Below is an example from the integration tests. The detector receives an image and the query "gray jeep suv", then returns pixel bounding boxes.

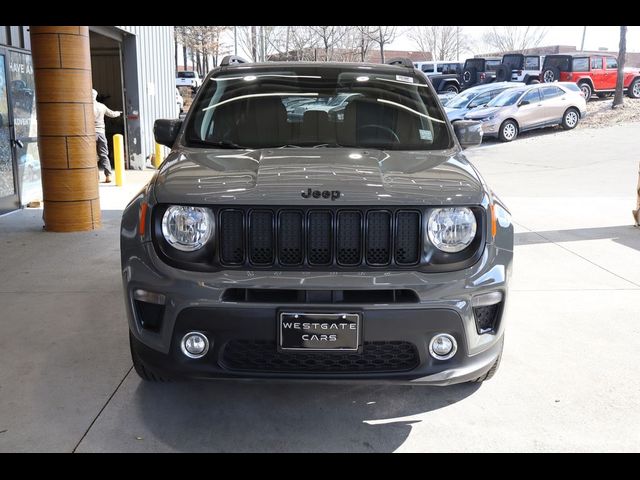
[120,57,514,385]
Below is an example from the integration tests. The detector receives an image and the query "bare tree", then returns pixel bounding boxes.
[354,26,376,62]
[308,26,348,61]
[174,26,190,71]
[408,26,471,60]
[482,26,548,53]
[613,26,627,109]
[366,26,398,63]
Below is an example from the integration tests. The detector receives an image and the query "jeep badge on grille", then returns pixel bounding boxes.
[301,188,341,200]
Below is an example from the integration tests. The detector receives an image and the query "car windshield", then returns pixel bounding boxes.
[446,90,480,109]
[178,72,195,78]
[185,66,452,151]
[487,89,523,107]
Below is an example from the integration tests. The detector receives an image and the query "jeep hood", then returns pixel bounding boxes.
[153,147,486,206]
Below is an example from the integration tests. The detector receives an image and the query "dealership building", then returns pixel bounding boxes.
[0,26,175,224]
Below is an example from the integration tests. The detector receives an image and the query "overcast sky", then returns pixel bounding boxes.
[388,26,639,55]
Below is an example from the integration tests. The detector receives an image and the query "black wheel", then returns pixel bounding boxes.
[561,107,580,130]
[579,82,592,101]
[494,65,510,82]
[498,119,518,142]
[541,66,560,83]
[527,78,540,85]
[130,332,172,382]
[628,78,640,99]
[444,84,459,93]
[470,349,502,383]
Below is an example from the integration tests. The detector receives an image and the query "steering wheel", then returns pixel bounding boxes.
[356,124,400,143]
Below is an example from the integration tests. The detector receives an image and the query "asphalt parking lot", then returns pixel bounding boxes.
[1,123,639,452]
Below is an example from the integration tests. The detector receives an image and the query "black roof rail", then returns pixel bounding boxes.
[220,55,250,67]
[385,57,415,68]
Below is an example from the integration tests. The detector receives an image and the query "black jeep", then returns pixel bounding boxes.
[460,57,502,89]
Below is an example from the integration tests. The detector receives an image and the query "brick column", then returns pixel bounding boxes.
[30,26,100,232]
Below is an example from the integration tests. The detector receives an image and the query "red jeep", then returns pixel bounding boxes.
[541,53,640,101]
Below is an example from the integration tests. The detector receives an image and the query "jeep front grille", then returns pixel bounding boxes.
[218,207,421,268]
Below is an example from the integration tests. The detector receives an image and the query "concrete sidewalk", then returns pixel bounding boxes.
[1,125,639,452]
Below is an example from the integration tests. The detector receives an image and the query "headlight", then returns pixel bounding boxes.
[428,207,477,253]
[482,114,497,122]
[161,206,214,251]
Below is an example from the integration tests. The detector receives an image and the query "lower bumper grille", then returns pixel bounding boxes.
[221,340,419,373]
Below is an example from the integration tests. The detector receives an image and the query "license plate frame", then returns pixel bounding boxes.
[278,312,361,352]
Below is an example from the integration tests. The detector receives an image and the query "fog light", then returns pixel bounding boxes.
[429,334,457,360]
[181,332,210,359]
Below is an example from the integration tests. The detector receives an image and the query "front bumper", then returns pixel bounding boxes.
[123,242,512,386]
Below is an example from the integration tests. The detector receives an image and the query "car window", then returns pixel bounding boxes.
[469,92,492,108]
[502,55,524,70]
[178,72,196,78]
[544,56,571,72]
[606,57,618,69]
[561,83,581,93]
[572,57,589,72]
[490,88,508,98]
[464,59,484,70]
[521,89,541,103]
[487,89,524,107]
[421,63,435,73]
[186,68,452,151]
[485,60,501,71]
[591,57,603,69]
[525,56,540,70]
[540,86,564,100]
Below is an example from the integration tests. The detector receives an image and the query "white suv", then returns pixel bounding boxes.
[413,61,462,76]
[176,71,202,91]
[497,54,544,84]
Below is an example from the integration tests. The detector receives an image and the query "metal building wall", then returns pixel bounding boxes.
[117,26,175,165]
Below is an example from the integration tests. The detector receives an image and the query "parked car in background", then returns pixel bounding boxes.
[464,82,587,142]
[176,88,184,115]
[445,82,524,122]
[429,73,461,94]
[176,71,203,92]
[540,53,640,100]
[414,61,462,76]
[496,54,543,84]
[460,57,502,90]
[437,91,457,105]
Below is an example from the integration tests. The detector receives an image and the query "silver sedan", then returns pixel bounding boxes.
[464,82,587,142]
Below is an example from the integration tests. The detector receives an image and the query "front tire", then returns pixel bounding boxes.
[445,84,459,93]
[628,78,640,99]
[498,119,518,142]
[561,107,580,130]
[130,332,172,382]
[470,350,502,383]
[579,82,592,101]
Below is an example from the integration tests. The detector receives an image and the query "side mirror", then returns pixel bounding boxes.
[154,119,182,148]
[519,100,530,106]
[453,120,483,149]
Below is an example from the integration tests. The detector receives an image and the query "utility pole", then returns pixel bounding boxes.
[234,26,237,56]
[580,26,587,51]
[251,26,257,61]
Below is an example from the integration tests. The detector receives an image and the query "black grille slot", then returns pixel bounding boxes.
[278,211,303,265]
[473,303,501,334]
[221,288,419,303]
[308,211,333,265]
[222,340,419,373]
[337,211,362,265]
[395,211,420,265]
[219,210,245,265]
[366,211,392,265]
[249,210,274,265]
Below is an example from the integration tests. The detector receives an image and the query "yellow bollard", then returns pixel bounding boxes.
[113,134,125,186]
[154,143,163,168]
